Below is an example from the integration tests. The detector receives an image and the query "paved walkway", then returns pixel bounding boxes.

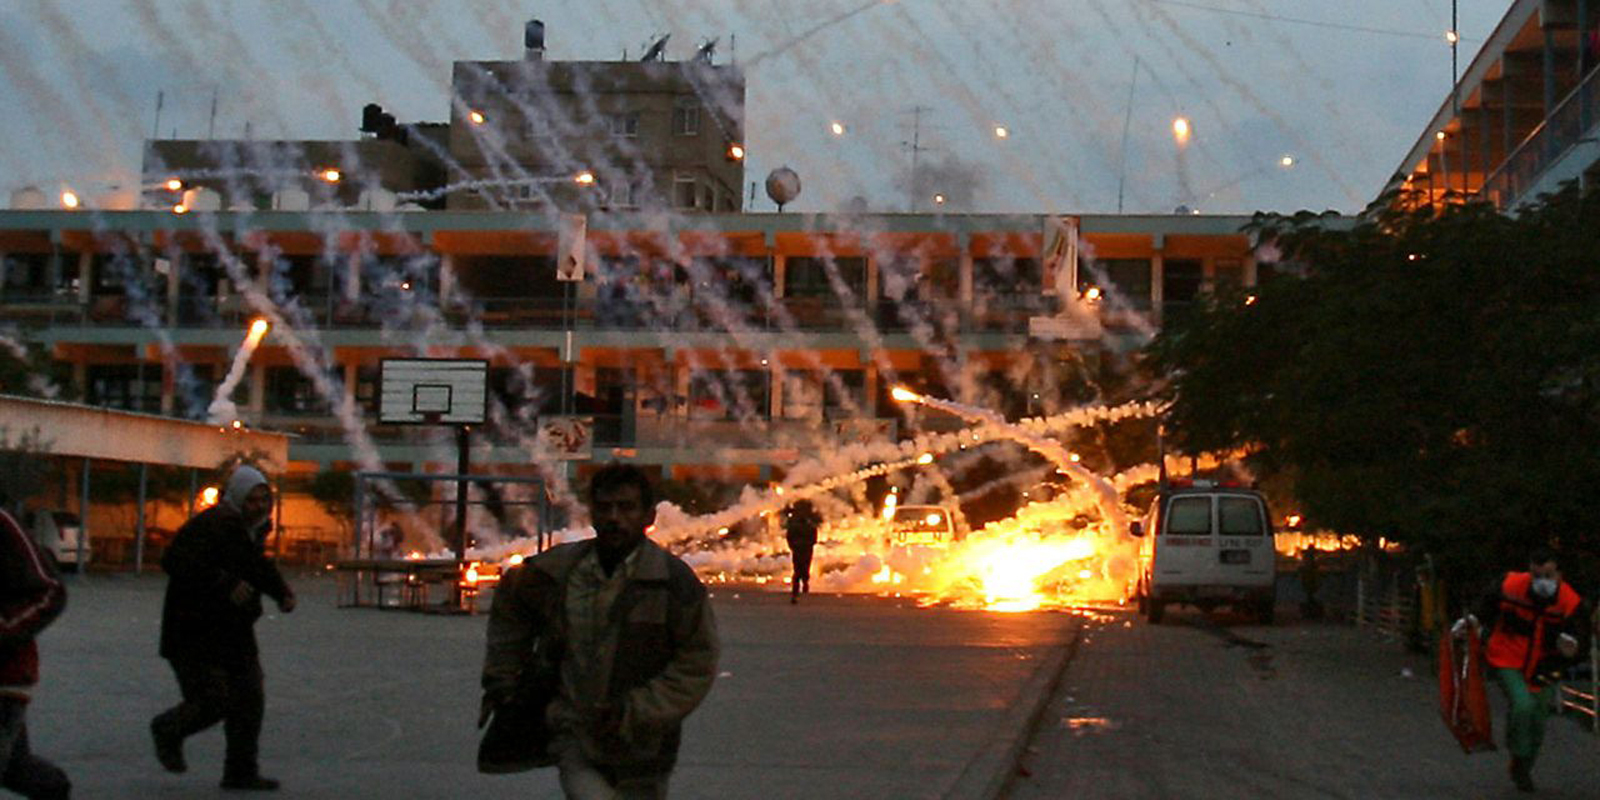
[29,573,1079,798]
[1008,605,1600,800]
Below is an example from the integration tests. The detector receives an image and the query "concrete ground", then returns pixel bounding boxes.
[28,572,1079,799]
[1007,605,1600,800]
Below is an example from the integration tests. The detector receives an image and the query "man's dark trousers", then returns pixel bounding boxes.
[0,698,69,799]
[152,658,265,779]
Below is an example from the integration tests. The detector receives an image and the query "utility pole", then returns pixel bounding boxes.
[901,105,935,212]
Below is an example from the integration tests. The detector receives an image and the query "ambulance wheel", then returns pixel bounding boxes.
[1146,598,1165,624]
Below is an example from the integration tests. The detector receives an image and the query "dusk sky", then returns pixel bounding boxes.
[0,1,1508,215]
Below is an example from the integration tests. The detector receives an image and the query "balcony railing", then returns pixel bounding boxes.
[1481,63,1600,208]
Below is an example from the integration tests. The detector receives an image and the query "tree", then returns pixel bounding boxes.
[1144,185,1600,585]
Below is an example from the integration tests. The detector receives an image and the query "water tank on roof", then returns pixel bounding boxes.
[765,167,802,211]
[182,188,222,212]
[273,189,310,211]
[10,186,45,209]
[359,188,397,212]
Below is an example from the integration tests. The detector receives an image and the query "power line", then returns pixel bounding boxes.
[1143,0,1477,42]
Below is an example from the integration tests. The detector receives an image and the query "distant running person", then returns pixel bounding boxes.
[784,500,822,604]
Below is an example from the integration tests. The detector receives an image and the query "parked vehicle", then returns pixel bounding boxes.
[1130,481,1275,623]
[887,505,960,548]
[27,509,89,571]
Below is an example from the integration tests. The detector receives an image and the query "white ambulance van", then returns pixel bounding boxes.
[1130,481,1276,623]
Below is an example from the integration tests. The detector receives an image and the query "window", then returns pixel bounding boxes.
[2,253,51,295]
[824,369,865,416]
[266,366,333,415]
[607,112,640,138]
[1212,258,1244,292]
[784,256,867,300]
[672,100,701,136]
[1082,258,1152,311]
[689,369,770,421]
[1164,496,1212,535]
[1162,259,1204,318]
[1219,497,1265,535]
[974,257,1044,294]
[673,173,698,209]
[86,364,160,412]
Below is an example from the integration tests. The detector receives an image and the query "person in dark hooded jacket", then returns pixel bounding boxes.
[0,504,70,799]
[150,465,295,792]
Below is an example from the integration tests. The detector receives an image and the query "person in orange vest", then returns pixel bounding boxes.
[1457,548,1587,793]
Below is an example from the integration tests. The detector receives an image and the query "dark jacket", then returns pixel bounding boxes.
[784,505,821,549]
[159,505,290,667]
[482,539,718,777]
[0,510,65,690]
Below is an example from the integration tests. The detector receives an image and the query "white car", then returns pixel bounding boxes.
[1130,482,1276,623]
[28,510,89,571]
[888,505,959,548]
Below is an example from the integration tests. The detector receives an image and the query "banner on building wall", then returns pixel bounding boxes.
[536,415,593,460]
[1041,215,1080,296]
[556,213,587,281]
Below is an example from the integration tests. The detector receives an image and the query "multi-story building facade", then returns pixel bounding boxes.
[139,20,745,215]
[0,209,1257,489]
[1387,0,1599,210]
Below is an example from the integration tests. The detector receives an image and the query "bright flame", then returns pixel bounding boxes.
[916,453,934,465]
[506,553,525,567]
[925,513,942,526]
[1172,116,1192,145]
[248,318,270,339]
[172,204,188,215]
[165,178,183,191]
[320,169,341,183]
[727,143,746,160]
[881,491,899,520]
[468,110,486,125]
[574,171,596,186]
[1083,286,1103,302]
[198,486,220,509]
[890,386,921,403]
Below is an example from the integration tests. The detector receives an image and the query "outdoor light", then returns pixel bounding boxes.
[1435,131,1447,141]
[830,121,846,136]
[925,513,942,526]
[507,553,524,566]
[1069,452,1082,462]
[574,171,596,186]
[199,486,219,508]
[320,168,342,183]
[1083,286,1103,302]
[469,110,486,125]
[59,190,80,209]
[727,143,746,161]
[890,386,921,403]
[1445,30,1459,44]
[916,453,934,465]
[933,193,946,205]
[1244,294,1258,305]
[400,281,412,290]
[165,178,183,191]
[172,204,188,214]
[994,125,1009,139]
[231,419,243,430]
[1279,155,1295,168]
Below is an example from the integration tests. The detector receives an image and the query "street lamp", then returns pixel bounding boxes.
[993,125,1009,139]
[830,121,846,136]
[319,168,342,183]
[59,190,80,209]
[1172,116,1192,146]
[932,192,946,206]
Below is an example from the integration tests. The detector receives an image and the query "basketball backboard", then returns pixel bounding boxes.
[378,358,489,425]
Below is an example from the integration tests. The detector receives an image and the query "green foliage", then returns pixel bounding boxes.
[1145,185,1600,584]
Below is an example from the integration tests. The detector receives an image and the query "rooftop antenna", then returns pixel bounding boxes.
[152,89,164,140]
[640,34,670,62]
[899,105,937,212]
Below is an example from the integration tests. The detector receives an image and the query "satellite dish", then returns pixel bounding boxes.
[765,167,801,212]
[640,34,670,62]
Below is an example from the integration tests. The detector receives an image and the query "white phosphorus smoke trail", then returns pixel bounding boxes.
[206,317,269,424]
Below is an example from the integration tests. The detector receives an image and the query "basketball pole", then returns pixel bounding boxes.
[455,423,470,579]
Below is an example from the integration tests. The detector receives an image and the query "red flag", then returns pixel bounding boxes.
[1438,628,1496,753]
